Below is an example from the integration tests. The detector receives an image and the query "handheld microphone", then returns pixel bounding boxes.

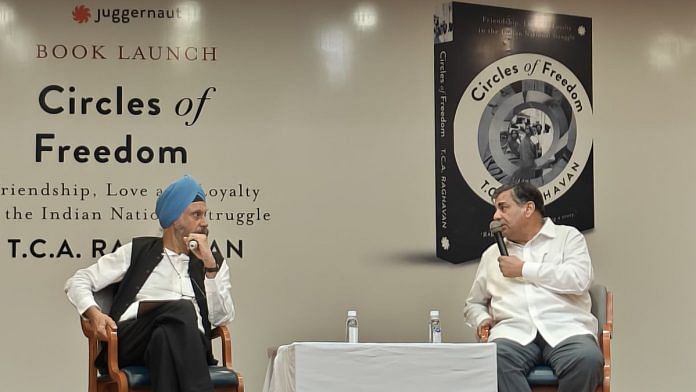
[188,239,198,251]
[489,221,508,256]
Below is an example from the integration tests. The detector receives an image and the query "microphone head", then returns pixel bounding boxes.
[489,220,504,234]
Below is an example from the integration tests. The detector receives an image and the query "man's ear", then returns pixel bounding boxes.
[524,201,536,217]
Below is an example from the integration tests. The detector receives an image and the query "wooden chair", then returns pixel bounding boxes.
[79,286,244,392]
[480,284,613,392]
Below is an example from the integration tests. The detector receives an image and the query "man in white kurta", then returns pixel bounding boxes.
[463,183,602,392]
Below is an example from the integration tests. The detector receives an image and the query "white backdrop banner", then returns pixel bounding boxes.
[1,2,269,262]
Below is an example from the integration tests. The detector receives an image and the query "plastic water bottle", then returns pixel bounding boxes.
[429,310,442,343]
[346,310,359,343]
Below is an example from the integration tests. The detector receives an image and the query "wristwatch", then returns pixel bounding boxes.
[204,265,220,273]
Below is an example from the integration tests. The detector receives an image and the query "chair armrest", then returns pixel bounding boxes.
[601,329,611,391]
[81,317,100,392]
[601,328,611,360]
[606,292,614,337]
[212,325,245,391]
[600,291,613,392]
[104,325,129,386]
[212,325,234,369]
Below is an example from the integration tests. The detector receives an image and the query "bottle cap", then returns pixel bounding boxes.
[430,310,440,318]
[347,310,357,317]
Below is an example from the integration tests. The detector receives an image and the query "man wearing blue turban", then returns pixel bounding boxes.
[65,175,235,392]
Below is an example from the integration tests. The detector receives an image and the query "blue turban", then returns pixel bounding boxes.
[155,175,206,228]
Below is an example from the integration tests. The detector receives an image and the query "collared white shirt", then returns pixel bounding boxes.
[65,242,235,333]
[463,218,597,347]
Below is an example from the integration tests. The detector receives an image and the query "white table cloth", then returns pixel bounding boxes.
[263,342,497,392]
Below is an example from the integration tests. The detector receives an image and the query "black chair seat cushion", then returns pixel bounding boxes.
[527,365,559,385]
[121,365,239,388]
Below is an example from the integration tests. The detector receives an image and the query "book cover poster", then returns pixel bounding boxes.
[434,2,594,263]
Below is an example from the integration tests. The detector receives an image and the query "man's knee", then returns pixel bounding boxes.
[555,339,603,377]
[495,339,537,371]
[495,341,535,392]
[145,326,174,364]
[150,326,167,345]
[573,344,604,374]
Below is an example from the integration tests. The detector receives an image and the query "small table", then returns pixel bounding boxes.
[263,342,497,392]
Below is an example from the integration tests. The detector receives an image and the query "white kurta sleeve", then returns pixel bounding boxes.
[204,259,235,326]
[64,243,132,316]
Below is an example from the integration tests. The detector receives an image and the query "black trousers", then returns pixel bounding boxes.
[116,300,214,392]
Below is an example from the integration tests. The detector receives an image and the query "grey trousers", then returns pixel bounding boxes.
[495,334,603,392]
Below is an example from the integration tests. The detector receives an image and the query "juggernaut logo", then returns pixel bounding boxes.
[71,4,183,24]
[72,5,91,23]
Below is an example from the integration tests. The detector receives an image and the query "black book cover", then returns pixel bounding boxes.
[434,2,594,263]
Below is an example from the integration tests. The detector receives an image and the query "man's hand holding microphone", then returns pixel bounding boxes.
[490,220,524,278]
[184,231,219,277]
